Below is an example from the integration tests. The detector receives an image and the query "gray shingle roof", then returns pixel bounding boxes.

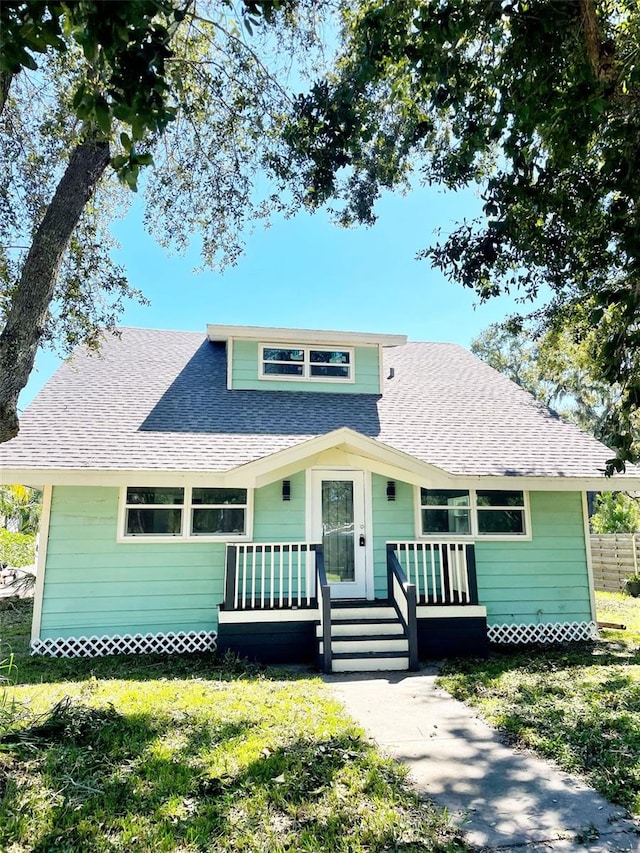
[1,326,635,480]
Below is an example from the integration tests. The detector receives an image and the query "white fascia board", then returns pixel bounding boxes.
[0,468,250,488]
[207,323,407,348]
[458,474,640,492]
[234,427,453,487]
[5,435,640,492]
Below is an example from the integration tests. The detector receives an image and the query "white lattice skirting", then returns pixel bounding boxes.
[487,621,598,645]
[31,630,218,658]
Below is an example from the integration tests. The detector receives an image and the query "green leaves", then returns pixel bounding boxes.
[281,0,640,468]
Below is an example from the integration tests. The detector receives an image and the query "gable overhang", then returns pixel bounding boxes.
[3,426,640,492]
[233,427,454,487]
[207,324,407,348]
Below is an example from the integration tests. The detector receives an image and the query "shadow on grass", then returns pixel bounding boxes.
[1,698,459,853]
[0,700,259,853]
[441,643,640,815]
[445,639,640,677]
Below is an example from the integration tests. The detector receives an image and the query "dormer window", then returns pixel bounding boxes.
[261,344,353,382]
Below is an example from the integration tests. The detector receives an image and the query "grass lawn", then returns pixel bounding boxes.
[439,591,640,816]
[0,600,465,853]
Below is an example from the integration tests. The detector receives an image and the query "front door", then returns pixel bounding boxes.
[311,470,367,599]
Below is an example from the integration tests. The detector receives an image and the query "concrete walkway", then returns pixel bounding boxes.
[323,667,639,852]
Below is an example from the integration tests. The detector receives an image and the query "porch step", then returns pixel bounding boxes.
[330,605,397,621]
[318,600,411,673]
[331,652,410,673]
[318,618,404,637]
[320,635,409,655]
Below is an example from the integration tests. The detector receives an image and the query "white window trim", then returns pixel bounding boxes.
[259,343,355,384]
[414,486,532,542]
[117,486,253,543]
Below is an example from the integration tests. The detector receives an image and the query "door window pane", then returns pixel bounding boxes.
[322,480,355,583]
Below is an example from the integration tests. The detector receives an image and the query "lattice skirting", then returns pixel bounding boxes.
[31,630,218,658]
[487,621,598,645]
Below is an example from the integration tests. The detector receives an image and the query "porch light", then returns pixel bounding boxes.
[282,480,291,501]
[386,480,396,501]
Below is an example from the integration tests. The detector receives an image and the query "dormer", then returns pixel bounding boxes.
[207,324,407,394]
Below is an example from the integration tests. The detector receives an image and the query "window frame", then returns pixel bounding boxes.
[259,343,355,383]
[415,486,531,541]
[118,485,253,543]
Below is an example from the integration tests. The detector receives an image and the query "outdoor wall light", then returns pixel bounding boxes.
[386,480,396,501]
[282,480,291,501]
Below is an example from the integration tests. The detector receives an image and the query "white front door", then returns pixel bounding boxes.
[311,470,368,599]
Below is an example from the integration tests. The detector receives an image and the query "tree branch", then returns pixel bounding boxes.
[0,139,110,443]
[0,70,13,116]
[580,0,616,84]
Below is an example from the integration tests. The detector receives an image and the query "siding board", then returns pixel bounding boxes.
[477,491,591,626]
[41,486,228,639]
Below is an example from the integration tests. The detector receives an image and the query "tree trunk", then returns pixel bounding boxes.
[0,139,110,443]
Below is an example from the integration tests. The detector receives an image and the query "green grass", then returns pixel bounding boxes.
[1,600,465,853]
[439,591,640,815]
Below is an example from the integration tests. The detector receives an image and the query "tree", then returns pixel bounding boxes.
[0,0,316,442]
[282,0,640,470]
[591,492,640,534]
[0,485,41,535]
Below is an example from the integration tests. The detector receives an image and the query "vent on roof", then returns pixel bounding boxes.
[387,367,395,380]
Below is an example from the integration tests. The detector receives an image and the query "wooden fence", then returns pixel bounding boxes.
[590,534,639,592]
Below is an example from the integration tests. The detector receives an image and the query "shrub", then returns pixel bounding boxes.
[0,529,36,568]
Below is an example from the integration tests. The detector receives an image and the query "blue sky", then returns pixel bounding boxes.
[21,181,529,411]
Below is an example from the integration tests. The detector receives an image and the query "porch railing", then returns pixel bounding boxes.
[223,542,320,610]
[388,541,478,605]
[386,545,418,670]
[315,547,332,672]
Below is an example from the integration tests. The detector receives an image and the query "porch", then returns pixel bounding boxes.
[217,540,488,671]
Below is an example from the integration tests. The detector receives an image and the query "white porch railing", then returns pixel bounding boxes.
[224,542,319,610]
[388,541,478,605]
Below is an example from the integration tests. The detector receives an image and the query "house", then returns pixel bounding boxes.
[2,324,639,672]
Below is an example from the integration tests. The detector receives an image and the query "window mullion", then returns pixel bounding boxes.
[471,489,477,537]
[183,485,191,538]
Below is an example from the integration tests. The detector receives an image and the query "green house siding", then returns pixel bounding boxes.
[41,486,225,640]
[476,491,592,626]
[231,340,381,394]
[253,472,306,542]
[371,474,415,598]
[39,482,591,643]
[41,479,309,641]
